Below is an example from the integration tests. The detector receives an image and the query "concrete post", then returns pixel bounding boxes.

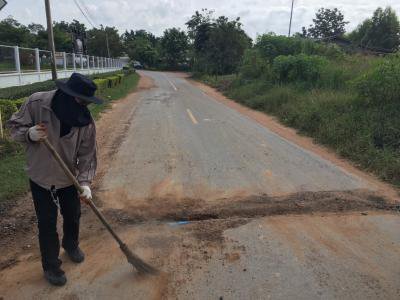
[87,55,90,70]
[14,46,21,73]
[72,53,76,70]
[35,48,40,73]
[80,54,83,70]
[96,57,99,69]
[63,52,67,70]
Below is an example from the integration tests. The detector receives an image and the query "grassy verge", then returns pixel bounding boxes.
[197,74,400,188]
[89,72,139,119]
[0,72,140,202]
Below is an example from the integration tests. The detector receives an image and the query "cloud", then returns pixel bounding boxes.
[1,0,399,38]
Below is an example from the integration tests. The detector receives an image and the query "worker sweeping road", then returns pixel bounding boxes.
[7,73,103,286]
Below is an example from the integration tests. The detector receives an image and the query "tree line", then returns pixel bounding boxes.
[0,6,399,73]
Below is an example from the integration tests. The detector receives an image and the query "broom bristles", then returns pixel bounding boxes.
[120,243,158,275]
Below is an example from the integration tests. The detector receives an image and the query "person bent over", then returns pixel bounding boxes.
[7,73,103,286]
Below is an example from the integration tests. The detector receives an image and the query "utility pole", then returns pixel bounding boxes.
[44,0,57,80]
[105,32,110,58]
[288,0,294,37]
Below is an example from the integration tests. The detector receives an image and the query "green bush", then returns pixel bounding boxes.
[272,54,328,86]
[255,34,345,62]
[89,70,125,80]
[0,74,127,122]
[116,73,124,83]
[13,98,26,108]
[0,80,57,100]
[239,49,273,80]
[93,78,109,94]
[107,76,120,87]
[301,40,344,60]
[256,35,303,61]
[0,99,18,126]
[0,71,125,100]
[353,55,400,103]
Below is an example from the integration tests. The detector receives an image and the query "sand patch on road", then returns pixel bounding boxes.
[101,189,396,232]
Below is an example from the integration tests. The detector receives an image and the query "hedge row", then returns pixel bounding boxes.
[0,70,126,100]
[0,98,26,126]
[0,72,125,126]
[93,73,124,94]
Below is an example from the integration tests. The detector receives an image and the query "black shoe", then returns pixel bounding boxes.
[44,268,67,286]
[65,247,85,263]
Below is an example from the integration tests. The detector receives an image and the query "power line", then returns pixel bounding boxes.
[73,0,95,28]
[74,0,111,57]
[78,0,98,27]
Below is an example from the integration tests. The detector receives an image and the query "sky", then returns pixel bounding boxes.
[1,0,400,39]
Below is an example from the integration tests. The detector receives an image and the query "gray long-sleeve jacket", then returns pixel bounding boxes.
[7,90,97,190]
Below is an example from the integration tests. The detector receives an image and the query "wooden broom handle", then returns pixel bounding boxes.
[42,138,84,193]
[41,138,125,246]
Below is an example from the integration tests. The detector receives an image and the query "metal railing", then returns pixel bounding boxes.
[0,44,127,88]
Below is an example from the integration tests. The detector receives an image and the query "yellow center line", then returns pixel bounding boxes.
[164,75,178,90]
[186,109,198,125]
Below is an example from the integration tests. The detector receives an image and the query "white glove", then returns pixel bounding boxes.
[80,185,92,201]
[28,124,47,142]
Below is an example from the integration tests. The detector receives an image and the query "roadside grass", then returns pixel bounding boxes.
[198,74,400,188]
[0,72,140,202]
[0,151,27,201]
[89,72,139,119]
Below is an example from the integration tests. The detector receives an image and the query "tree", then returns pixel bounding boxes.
[123,30,159,67]
[0,17,31,46]
[186,9,214,53]
[206,16,251,74]
[87,26,123,57]
[27,23,45,35]
[185,10,251,74]
[160,28,188,69]
[30,20,87,53]
[349,7,400,52]
[304,8,348,38]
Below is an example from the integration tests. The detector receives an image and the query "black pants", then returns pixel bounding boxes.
[30,180,81,271]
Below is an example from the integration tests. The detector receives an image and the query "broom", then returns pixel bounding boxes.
[42,138,158,275]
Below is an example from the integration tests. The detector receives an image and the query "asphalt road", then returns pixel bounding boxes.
[1,71,399,300]
[101,71,366,202]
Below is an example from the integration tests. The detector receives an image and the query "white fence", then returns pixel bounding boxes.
[0,45,127,88]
